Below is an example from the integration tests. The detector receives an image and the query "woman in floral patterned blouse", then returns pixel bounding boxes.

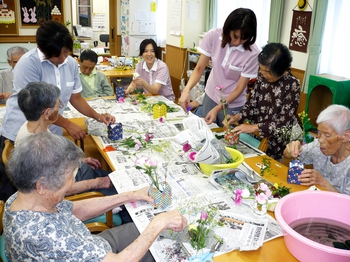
[224,43,300,159]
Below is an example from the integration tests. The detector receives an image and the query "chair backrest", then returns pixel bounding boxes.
[2,140,14,166]
[99,34,109,47]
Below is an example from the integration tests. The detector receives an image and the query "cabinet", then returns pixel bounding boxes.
[187,48,201,70]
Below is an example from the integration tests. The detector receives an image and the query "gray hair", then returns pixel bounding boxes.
[18,82,61,121]
[316,104,350,134]
[6,46,28,60]
[6,133,84,193]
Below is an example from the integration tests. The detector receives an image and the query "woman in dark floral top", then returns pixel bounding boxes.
[224,43,300,159]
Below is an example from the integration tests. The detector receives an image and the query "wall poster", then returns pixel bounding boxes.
[0,0,18,35]
[19,0,63,27]
[289,10,312,53]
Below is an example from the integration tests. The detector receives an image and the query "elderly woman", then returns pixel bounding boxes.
[224,43,300,159]
[15,82,115,197]
[284,104,350,194]
[4,132,187,261]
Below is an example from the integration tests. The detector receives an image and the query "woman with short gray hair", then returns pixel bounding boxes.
[284,104,350,194]
[4,132,187,261]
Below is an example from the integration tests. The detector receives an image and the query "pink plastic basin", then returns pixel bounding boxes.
[275,190,350,262]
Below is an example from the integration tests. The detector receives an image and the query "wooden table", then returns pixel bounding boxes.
[90,133,314,261]
[97,62,135,78]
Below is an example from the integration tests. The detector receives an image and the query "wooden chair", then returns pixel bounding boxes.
[1,140,120,233]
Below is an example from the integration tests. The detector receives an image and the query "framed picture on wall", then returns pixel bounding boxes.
[19,0,64,27]
[0,0,18,35]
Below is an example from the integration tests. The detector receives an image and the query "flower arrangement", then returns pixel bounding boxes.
[216,85,239,145]
[187,205,223,252]
[135,156,172,209]
[181,142,197,161]
[140,100,180,114]
[117,133,154,151]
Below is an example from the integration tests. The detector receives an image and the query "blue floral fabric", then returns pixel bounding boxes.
[3,193,112,261]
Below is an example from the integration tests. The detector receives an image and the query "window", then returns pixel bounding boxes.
[319,0,350,78]
[77,0,92,27]
[216,0,271,49]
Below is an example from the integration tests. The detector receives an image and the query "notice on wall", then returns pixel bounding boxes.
[186,1,199,21]
[170,0,181,36]
[92,13,106,31]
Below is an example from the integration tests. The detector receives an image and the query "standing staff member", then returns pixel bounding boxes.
[179,8,259,126]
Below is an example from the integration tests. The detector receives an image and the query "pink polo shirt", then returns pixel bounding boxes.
[198,28,259,108]
[136,59,175,101]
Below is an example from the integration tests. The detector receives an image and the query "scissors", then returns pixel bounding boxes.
[189,238,222,262]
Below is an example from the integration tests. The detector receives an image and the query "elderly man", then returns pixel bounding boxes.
[0,46,28,103]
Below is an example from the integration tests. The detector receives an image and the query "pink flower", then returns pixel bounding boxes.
[118,97,125,103]
[159,117,165,123]
[183,143,192,152]
[215,85,224,91]
[234,189,243,205]
[256,193,268,204]
[189,151,197,161]
[149,159,158,167]
[134,143,141,150]
[132,100,137,105]
[135,156,149,166]
[259,183,269,192]
[200,211,208,221]
[145,134,151,142]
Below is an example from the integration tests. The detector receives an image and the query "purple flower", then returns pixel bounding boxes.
[200,211,208,221]
[234,189,243,205]
[186,105,192,112]
[183,143,192,152]
[189,151,197,161]
[159,117,165,123]
[132,100,137,105]
[145,134,151,142]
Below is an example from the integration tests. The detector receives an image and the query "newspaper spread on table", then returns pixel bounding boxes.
[64,96,282,261]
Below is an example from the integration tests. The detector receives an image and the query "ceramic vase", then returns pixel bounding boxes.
[148,182,172,210]
[253,197,268,216]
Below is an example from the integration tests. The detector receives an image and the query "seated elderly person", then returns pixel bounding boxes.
[4,132,187,261]
[16,81,115,197]
[79,49,114,98]
[0,46,28,103]
[224,43,300,159]
[284,104,350,194]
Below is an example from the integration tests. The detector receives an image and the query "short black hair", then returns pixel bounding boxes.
[139,38,159,59]
[221,8,257,51]
[36,20,73,59]
[80,50,98,63]
[258,43,293,77]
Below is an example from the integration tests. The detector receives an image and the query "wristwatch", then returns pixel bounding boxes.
[220,99,229,109]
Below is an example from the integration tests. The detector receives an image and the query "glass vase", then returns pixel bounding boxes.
[253,198,268,216]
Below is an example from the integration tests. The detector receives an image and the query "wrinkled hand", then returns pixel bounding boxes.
[178,92,191,113]
[233,123,255,135]
[82,157,101,169]
[204,108,218,125]
[286,140,302,158]
[154,210,188,232]
[223,114,234,127]
[298,168,324,186]
[132,186,154,204]
[97,113,116,126]
[65,122,86,140]
[95,176,112,189]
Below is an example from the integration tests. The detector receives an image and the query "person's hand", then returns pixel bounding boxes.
[97,113,115,126]
[232,123,258,135]
[298,168,324,186]
[82,157,101,169]
[204,107,219,125]
[133,78,145,86]
[154,210,188,232]
[223,114,234,127]
[178,91,191,113]
[285,140,302,158]
[94,177,112,189]
[65,121,86,140]
[0,92,12,100]
[131,186,154,204]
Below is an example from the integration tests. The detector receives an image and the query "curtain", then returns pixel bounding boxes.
[318,0,350,79]
[267,0,284,43]
[205,0,217,32]
[301,0,329,93]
